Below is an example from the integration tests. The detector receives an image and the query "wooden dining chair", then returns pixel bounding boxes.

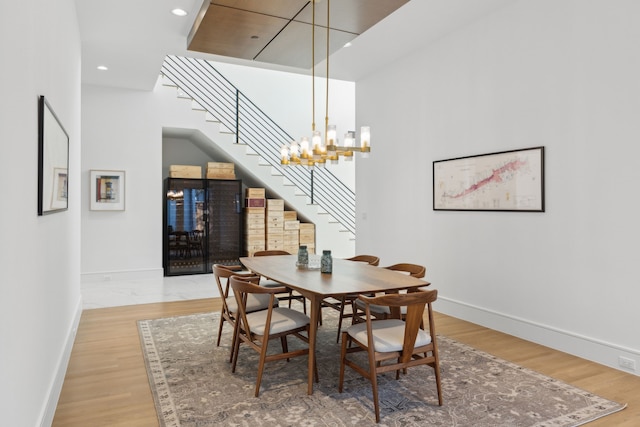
[321,255,380,342]
[212,264,276,362]
[352,262,427,324]
[230,275,318,397]
[253,250,307,313]
[339,289,442,423]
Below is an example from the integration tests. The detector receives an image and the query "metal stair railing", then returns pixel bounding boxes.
[161,55,356,235]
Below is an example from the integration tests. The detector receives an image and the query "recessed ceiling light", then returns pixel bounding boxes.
[97,65,108,71]
[343,42,352,48]
[171,8,188,17]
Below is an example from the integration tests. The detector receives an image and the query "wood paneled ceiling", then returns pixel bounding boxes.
[187,0,409,70]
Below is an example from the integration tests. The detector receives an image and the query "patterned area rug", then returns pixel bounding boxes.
[138,311,625,427]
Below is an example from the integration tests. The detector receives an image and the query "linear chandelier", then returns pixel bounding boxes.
[281,0,370,168]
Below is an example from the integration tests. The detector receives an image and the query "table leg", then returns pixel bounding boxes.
[307,294,321,395]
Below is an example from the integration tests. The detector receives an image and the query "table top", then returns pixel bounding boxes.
[240,255,430,297]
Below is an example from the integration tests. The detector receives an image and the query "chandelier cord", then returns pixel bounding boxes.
[325,0,330,141]
[311,0,316,133]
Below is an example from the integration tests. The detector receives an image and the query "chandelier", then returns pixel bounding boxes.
[280,0,370,168]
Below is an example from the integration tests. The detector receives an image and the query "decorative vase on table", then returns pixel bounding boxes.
[297,245,308,268]
[321,250,332,274]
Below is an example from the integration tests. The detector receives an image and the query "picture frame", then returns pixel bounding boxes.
[90,170,126,211]
[433,146,545,212]
[38,96,69,215]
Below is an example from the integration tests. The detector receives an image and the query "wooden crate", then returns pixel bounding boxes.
[245,207,265,215]
[246,188,266,198]
[246,198,266,208]
[284,220,300,230]
[284,244,299,254]
[206,171,236,179]
[266,199,284,211]
[169,165,202,179]
[207,162,234,171]
[299,223,315,231]
[284,211,297,221]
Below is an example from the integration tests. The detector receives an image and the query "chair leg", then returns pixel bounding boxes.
[336,296,348,343]
[216,314,225,346]
[338,331,349,393]
[255,338,269,397]
[231,325,242,373]
[370,365,381,423]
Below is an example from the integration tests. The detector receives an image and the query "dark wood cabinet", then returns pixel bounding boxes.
[163,178,243,276]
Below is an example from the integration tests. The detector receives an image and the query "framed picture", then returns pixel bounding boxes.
[433,146,545,212]
[90,170,126,211]
[38,96,69,215]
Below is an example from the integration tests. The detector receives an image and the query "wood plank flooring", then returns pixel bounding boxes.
[53,298,640,426]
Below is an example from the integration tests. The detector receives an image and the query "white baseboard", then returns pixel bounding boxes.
[437,296,640,377]
[81,268,164,283]
[40,297,83,427]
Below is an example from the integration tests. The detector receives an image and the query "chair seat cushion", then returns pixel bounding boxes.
[346,319,432,352]
[355,299,406,315]
[226,294,276,314]
[260,279,283,288]
[245,307,310,335]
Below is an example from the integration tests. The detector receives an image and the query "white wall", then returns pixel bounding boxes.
[356,0,640,373]
[82,67,355,278]
[0,0,82,425]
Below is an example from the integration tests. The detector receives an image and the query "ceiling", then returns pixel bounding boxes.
[75,0,513,91]
[187,0,408,69]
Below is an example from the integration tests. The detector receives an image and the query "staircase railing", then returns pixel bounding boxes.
[161,55,356,235]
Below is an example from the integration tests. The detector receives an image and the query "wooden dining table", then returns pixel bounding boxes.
[239,254,430,394]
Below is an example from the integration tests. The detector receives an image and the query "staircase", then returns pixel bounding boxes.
[158,55,356,257]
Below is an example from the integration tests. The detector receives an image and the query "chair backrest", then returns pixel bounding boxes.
[384,263,426,278]
[359,289,437,361]
[229,275,284,337]
[253,250,291,256]
[345,255,380,266]
[212,264,259,300]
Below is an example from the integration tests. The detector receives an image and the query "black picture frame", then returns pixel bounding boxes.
[38,96,69,215]
[433,146,545,212]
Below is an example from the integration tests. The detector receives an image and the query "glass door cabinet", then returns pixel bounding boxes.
[164,178,242,276]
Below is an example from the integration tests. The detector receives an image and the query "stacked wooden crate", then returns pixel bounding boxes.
[206,162,236,179]
[242,187,316,256]
[266,199,285,251]
[244,188,266,256]
[169,165,202,178]
[283,211,300,254]
[299,223,315,254]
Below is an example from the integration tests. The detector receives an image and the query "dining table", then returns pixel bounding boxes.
[239,254,431,394]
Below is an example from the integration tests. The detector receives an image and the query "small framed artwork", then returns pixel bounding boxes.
[433,146,545,212]
[38,96,69,215]
[90,170,126,211]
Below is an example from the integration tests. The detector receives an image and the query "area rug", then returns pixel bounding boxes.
[138,311,625,427]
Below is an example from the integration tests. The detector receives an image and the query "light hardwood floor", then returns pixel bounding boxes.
[53,298,640,426]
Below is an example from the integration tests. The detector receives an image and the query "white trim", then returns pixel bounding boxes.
[437,296,640,376]
[39,297,83,427]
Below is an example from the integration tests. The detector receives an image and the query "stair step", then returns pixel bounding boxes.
[204,112,220,123]
[161,75,178,87]
[177,89,191,99]
[191,101,205,111]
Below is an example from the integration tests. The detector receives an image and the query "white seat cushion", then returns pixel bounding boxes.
[245,307,310,335]
[226,293,276,314]
[346,319,431,352]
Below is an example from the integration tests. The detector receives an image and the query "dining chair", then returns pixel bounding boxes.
[338,289,442,423]
[229,275,318,397]
[321,255,380,342]
[352,262,427,324]
[253,250,307,313]
[212,264,276,362]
